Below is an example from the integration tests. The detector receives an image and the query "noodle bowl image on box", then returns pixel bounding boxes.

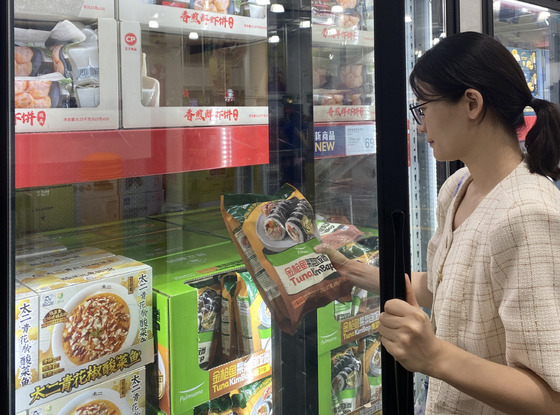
[15,255,153,410]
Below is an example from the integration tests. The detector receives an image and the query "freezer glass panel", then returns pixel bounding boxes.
[9,1,445,415]
[492,0,560,187]
[405,0,446,413]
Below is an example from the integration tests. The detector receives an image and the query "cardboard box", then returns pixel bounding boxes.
[89,228,232,262]
[318,338,382,415]
[118,0,267,33]
[153,273,271,414]
[144,243,273,414]
[164,170,235,209]
[15,281,39,392]
[121,175,164,195]
[74,180,121,226]
[28,366,146,414]
[316,298,380,355]
[15,234,68,261]
[15,246,115,274]
[43,217,180,248]
[123,190,165,219]
[15,0,114,20]
[119,20,268,129]
[15,255,153,410]
[15,185,75,234]
[150,206,232,239]
[14,18,119,133]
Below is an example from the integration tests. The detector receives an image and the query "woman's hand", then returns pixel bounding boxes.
[378,274,442,375]
[314,243,380,292]
[313,243,352,271]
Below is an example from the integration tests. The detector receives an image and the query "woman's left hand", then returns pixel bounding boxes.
[378,275,442,375]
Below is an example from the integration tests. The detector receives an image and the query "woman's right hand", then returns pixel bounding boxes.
[313,243,352,271]
[314,243,380,292]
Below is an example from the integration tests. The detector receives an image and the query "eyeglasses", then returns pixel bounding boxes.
[409,97,445,125]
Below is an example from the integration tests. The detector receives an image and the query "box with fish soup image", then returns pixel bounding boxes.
[15,255,153,410]
[15,281,39,392]
[28,366,146,415]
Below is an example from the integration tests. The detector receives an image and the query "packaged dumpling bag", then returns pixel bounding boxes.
[221,184,352,334]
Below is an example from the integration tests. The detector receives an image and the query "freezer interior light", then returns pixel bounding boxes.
[189,32,199,40]
[269,35,280,43]
[271,4,284,12]
[299,20,311,28]
[327,28,338,36]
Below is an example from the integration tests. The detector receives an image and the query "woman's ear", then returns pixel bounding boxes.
[464,88,484,121]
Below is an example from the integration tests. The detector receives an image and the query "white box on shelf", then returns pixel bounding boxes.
[14,18,119,133]
[15,0,115,20]
[118,0,267,36]
[119,19,269,128]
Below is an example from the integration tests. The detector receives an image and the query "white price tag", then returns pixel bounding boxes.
[345,124,376,155]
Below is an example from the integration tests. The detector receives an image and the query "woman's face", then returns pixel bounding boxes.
[417,96,471,162]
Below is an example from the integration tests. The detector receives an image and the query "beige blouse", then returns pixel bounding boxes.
[425,160,560,414]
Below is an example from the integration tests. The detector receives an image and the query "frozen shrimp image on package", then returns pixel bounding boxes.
[221,184,352,334]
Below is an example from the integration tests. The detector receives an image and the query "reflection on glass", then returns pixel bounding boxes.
[493,0,560,187]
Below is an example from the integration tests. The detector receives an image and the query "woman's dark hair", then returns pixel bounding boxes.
[409,31,560,180]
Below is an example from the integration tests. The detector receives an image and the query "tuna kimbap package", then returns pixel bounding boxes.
[221,184,353,334]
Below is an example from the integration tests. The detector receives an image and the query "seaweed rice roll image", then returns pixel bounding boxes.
[263,199,294,241]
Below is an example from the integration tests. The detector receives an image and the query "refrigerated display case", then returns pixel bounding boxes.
[4,0,450,414]
[488,0,560,147]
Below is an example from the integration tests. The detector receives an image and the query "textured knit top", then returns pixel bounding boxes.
[425,159,560,414]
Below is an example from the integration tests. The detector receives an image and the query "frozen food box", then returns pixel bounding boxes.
[15,185,75,234]
[15,255,153,410]
[150,245,271,415]
[15,246,115,274]
[74,180,121,226]
[15,234,67,261]
[15,0,114,20]
[119,20,268,128]
[14,18,119,132]
[163,170,235,212]
[28,366,146,415]
[89,227,232,262]
[150,206,233,240]
[42,217,180,248]
[119,0,266,32]
[319,337,382,415]
[15,281,39,391]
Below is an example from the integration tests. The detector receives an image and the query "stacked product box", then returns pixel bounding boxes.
[15,281,39,393]
[15,233,68,260]
[15,0,115,21]
[118,0,268,129]
[28,366,147,414]
[13,12,120,132]
[121,176,165,219]
[15,185,75,234]
[42,217,181,249]
[146,240,273,415]
[150,206,233,239]
[89,227,231,262]
[163,170,235,211]
[14,253,153,411]
[118,19,268,128]
[315,222,382,415]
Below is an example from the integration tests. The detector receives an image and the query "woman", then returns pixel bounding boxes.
[316,32,560,414]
